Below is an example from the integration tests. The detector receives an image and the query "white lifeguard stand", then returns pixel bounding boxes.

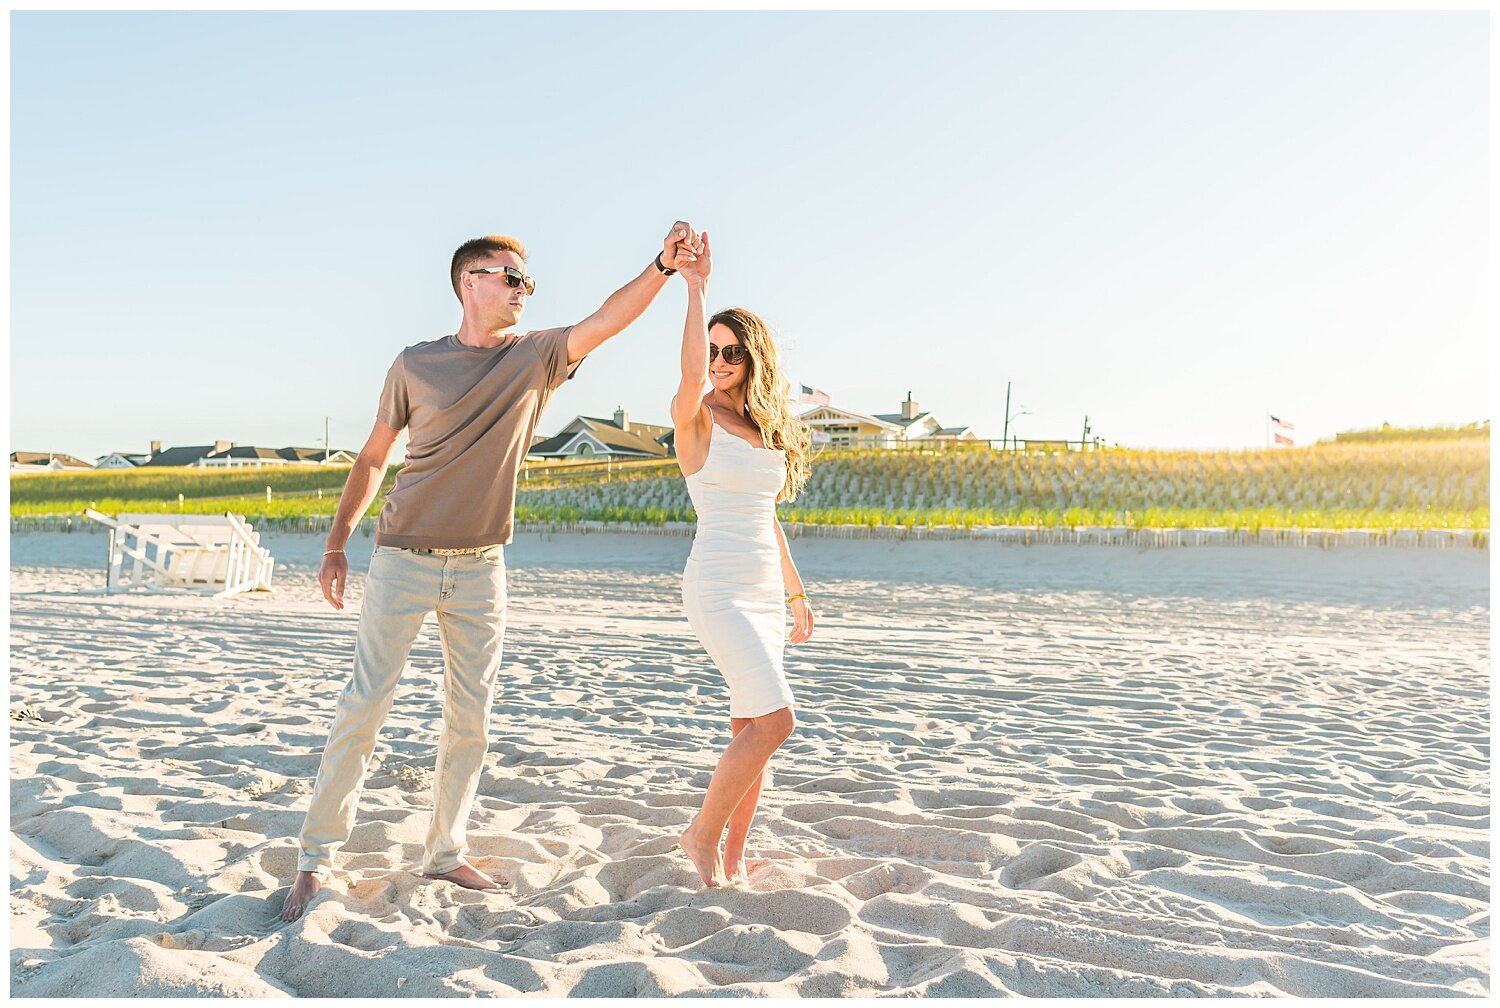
[83,510,275,596]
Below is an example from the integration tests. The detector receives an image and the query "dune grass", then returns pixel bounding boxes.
[12,437,1488,531]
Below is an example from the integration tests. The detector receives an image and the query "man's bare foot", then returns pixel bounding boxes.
[422,861,505,891]
[279,870,324,921]
[678,819,727,888]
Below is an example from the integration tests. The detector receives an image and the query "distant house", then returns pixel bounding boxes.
[10,451,94,473]
[139,441,233,467]
[275,447,358,464]
[798,405,906,448]
[528,408,674,462]
[112,439,357,469]
[801,392,978,448]
[873,392,944,441]
[195,445,358,468]
[95,452,150,470]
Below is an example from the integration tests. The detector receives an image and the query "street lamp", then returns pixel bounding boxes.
[1005,408,1030,450]
[1001,380,1033,451]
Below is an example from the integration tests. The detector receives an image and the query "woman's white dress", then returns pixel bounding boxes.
[681,421,795,718]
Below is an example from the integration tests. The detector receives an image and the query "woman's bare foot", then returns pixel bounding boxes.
[725,860,750,887]
[279,870,323,921]
[678,820,727,888]
[422,862,505,891]
[723,840,748,885]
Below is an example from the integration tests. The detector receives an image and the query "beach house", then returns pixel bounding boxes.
[528,408,674,462]
[800,392,978,448]
[98,441,357,469]
[195,446,357,468]
[95,451,152,470]
[10,451,95,473]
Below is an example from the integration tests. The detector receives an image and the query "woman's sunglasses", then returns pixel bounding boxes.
[709,343,750,366]
[467,265,536,296]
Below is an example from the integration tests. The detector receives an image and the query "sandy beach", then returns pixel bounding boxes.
[8,530,1489,997]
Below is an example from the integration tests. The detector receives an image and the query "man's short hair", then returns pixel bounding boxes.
[451,235,528,300]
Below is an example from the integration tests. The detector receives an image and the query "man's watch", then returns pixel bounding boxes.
[654,252,677,276]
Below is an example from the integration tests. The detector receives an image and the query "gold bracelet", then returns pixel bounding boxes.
[322,548,346,556]
[786,593,808,604]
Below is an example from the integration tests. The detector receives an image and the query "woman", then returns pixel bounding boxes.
[667,231,816,888]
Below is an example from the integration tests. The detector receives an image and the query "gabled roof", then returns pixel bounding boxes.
[276,447,355,462]
[208,446,284,460]
[528,432,577,455]
[933,426,973,436]
[627,422,673,440]
[577,415,673,441]
[140,445,221,467]
[873,411,935,429]
[574,426,670,456]
[11,451,93,468]
[799,405,904,431]
[538,415,673,457]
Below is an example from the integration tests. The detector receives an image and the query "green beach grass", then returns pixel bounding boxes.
[12,435,1486,532]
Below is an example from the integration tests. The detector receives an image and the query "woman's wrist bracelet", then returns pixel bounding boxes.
[786,593,808,604]
[323,548,346,556]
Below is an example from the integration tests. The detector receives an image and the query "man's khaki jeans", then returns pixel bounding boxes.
[296,544,506,877]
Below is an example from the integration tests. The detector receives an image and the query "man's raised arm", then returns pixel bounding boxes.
[566,220,702,364]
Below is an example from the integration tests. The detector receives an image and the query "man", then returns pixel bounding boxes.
[279,222,701,921]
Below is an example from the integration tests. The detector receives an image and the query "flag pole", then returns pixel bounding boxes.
[1265,410,1270,450]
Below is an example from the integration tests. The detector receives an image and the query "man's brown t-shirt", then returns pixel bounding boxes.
[374,327,580,548]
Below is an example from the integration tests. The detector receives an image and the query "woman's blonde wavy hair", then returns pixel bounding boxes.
[709,307,812,503]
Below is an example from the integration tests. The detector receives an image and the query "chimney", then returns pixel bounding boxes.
[901,391,920,421]
[613,406,629,431]
[149,440,162,456]
[214,439,232,454]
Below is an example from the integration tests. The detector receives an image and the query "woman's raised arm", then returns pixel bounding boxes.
[670,231,714,429]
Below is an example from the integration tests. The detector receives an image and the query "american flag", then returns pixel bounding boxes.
[1270,415,1295,447]
[799,384,830,406]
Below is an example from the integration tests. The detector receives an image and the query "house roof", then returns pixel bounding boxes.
[574,426,670,456]
[528,432,577,455]
[536,414,673,457]
[208,446,284,460]
[11,451,93,468]
[275,447,355,462]
[578,415,673,441]
[933,426,973,436]
[800,405,904,431]
[873,411,935,428]
[139,445,222,467]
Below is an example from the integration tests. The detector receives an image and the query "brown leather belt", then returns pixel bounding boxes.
[407,545,500,556]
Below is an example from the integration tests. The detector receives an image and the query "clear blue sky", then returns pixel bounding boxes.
[10,11,1488,460]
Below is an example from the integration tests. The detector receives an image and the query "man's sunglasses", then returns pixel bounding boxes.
[467,266,536,296]
[709,343,750,366]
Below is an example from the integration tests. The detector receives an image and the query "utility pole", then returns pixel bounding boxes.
[1002,380,1012,451]
[1080,415,1090,451]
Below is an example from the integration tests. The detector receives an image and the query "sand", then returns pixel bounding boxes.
[8,530,1490,997]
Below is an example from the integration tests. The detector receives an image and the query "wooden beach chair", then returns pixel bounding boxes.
[82,510,275,596]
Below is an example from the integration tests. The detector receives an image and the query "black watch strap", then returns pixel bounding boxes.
[654,251,677,276]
